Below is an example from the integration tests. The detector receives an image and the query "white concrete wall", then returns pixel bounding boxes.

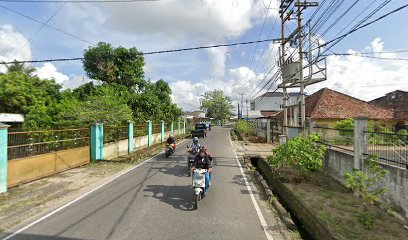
[324,148,408,218]
[104,139,129,160]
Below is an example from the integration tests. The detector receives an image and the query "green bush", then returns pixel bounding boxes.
[344,155,388,206]
[235,120,253,136]
[267,134,326,173]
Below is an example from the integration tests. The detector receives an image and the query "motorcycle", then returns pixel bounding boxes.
[192,168,207,210]
[165,143,176,158]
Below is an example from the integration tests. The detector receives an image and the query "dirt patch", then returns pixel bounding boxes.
[276,168,408,240]
[0,140,183,234]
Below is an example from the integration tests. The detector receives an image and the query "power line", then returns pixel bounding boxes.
[325,53,408,61]
[0,38,281,64]
[317,2,406,52]
[6,0,69,61]
[0,5,95,45]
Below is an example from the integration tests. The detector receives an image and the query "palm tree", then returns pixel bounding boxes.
[1,60,36,76]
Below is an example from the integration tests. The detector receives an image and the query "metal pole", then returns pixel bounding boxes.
[281,0,288,135]
[298,0,305,128]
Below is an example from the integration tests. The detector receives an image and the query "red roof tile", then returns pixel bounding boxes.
[276,88,394,120]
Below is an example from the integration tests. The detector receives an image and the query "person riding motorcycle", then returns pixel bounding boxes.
[187,137,201,154]
[191,148,213,193]
[166,133,176,151]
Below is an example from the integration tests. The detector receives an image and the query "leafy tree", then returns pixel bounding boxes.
[200,89,233,121]
[2,60,36,76]
[129,80,181,121]
[0,72,61,114]
[83,42,145,89]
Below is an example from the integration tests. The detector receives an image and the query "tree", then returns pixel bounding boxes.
[2,60,36,76]
[83,42,145,89]
[200,89,233,121]
[129,80,182,121]
[0,72,61,114]
[25,84,133,130]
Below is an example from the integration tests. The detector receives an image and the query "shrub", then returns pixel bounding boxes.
[235,120,253,136]
[344,155,388,205]
[267,134,326,173]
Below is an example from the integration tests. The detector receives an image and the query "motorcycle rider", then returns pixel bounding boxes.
[187,137,201,154]
[201,145,213,184]
[166,133,176,151]
[191,148,213,193]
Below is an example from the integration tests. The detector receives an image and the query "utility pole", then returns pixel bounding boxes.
[238,103,240,120]
[279,0,319,132]
[297,0,305,128]
[246,100,249,120]
[239,93,244,120]
[280,0,288,134]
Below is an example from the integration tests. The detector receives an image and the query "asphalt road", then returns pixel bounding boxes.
[4,126,281,240]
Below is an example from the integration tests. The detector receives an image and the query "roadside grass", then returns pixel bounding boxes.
[285,171,408,240]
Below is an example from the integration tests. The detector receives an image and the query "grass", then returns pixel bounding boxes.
[283,170,408,240]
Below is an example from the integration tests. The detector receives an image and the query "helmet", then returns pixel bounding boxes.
[169,133,173,138]
[193,137,199,144]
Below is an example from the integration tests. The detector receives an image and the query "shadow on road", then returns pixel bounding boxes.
[144,185,195,211]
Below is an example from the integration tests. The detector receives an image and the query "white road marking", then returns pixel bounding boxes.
[3,139,188,240]
[229,135,274,240]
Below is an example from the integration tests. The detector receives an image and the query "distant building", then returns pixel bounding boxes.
[250,92,302,112]
[276,88,395,128]
[369,90,408,130]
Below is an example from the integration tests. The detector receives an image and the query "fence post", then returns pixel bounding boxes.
[91,123,104,161]
[354,117,368,170]
[183,120,186,135]
[0,123,10,193]
[161,120,165,143]
[178,120,181,137]
[171,121,174,136]
[267,119,271,143]
[128,121,134,155]
[147,120,152,147]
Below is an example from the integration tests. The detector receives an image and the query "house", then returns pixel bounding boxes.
[276,88,395,128]
[369,90,408,130]
[250,92,301,112]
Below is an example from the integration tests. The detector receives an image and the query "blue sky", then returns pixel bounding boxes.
[0,0,408,111]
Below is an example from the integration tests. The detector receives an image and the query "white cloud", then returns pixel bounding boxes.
[170,65,278,111]
[0,25,32,72]
[102,0,278,42]
[35,63,69,84]
[307,38,408,101]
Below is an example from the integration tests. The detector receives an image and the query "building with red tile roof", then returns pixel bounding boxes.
[276,88,396,128]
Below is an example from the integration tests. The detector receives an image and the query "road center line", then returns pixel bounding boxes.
[228,134,274,240]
